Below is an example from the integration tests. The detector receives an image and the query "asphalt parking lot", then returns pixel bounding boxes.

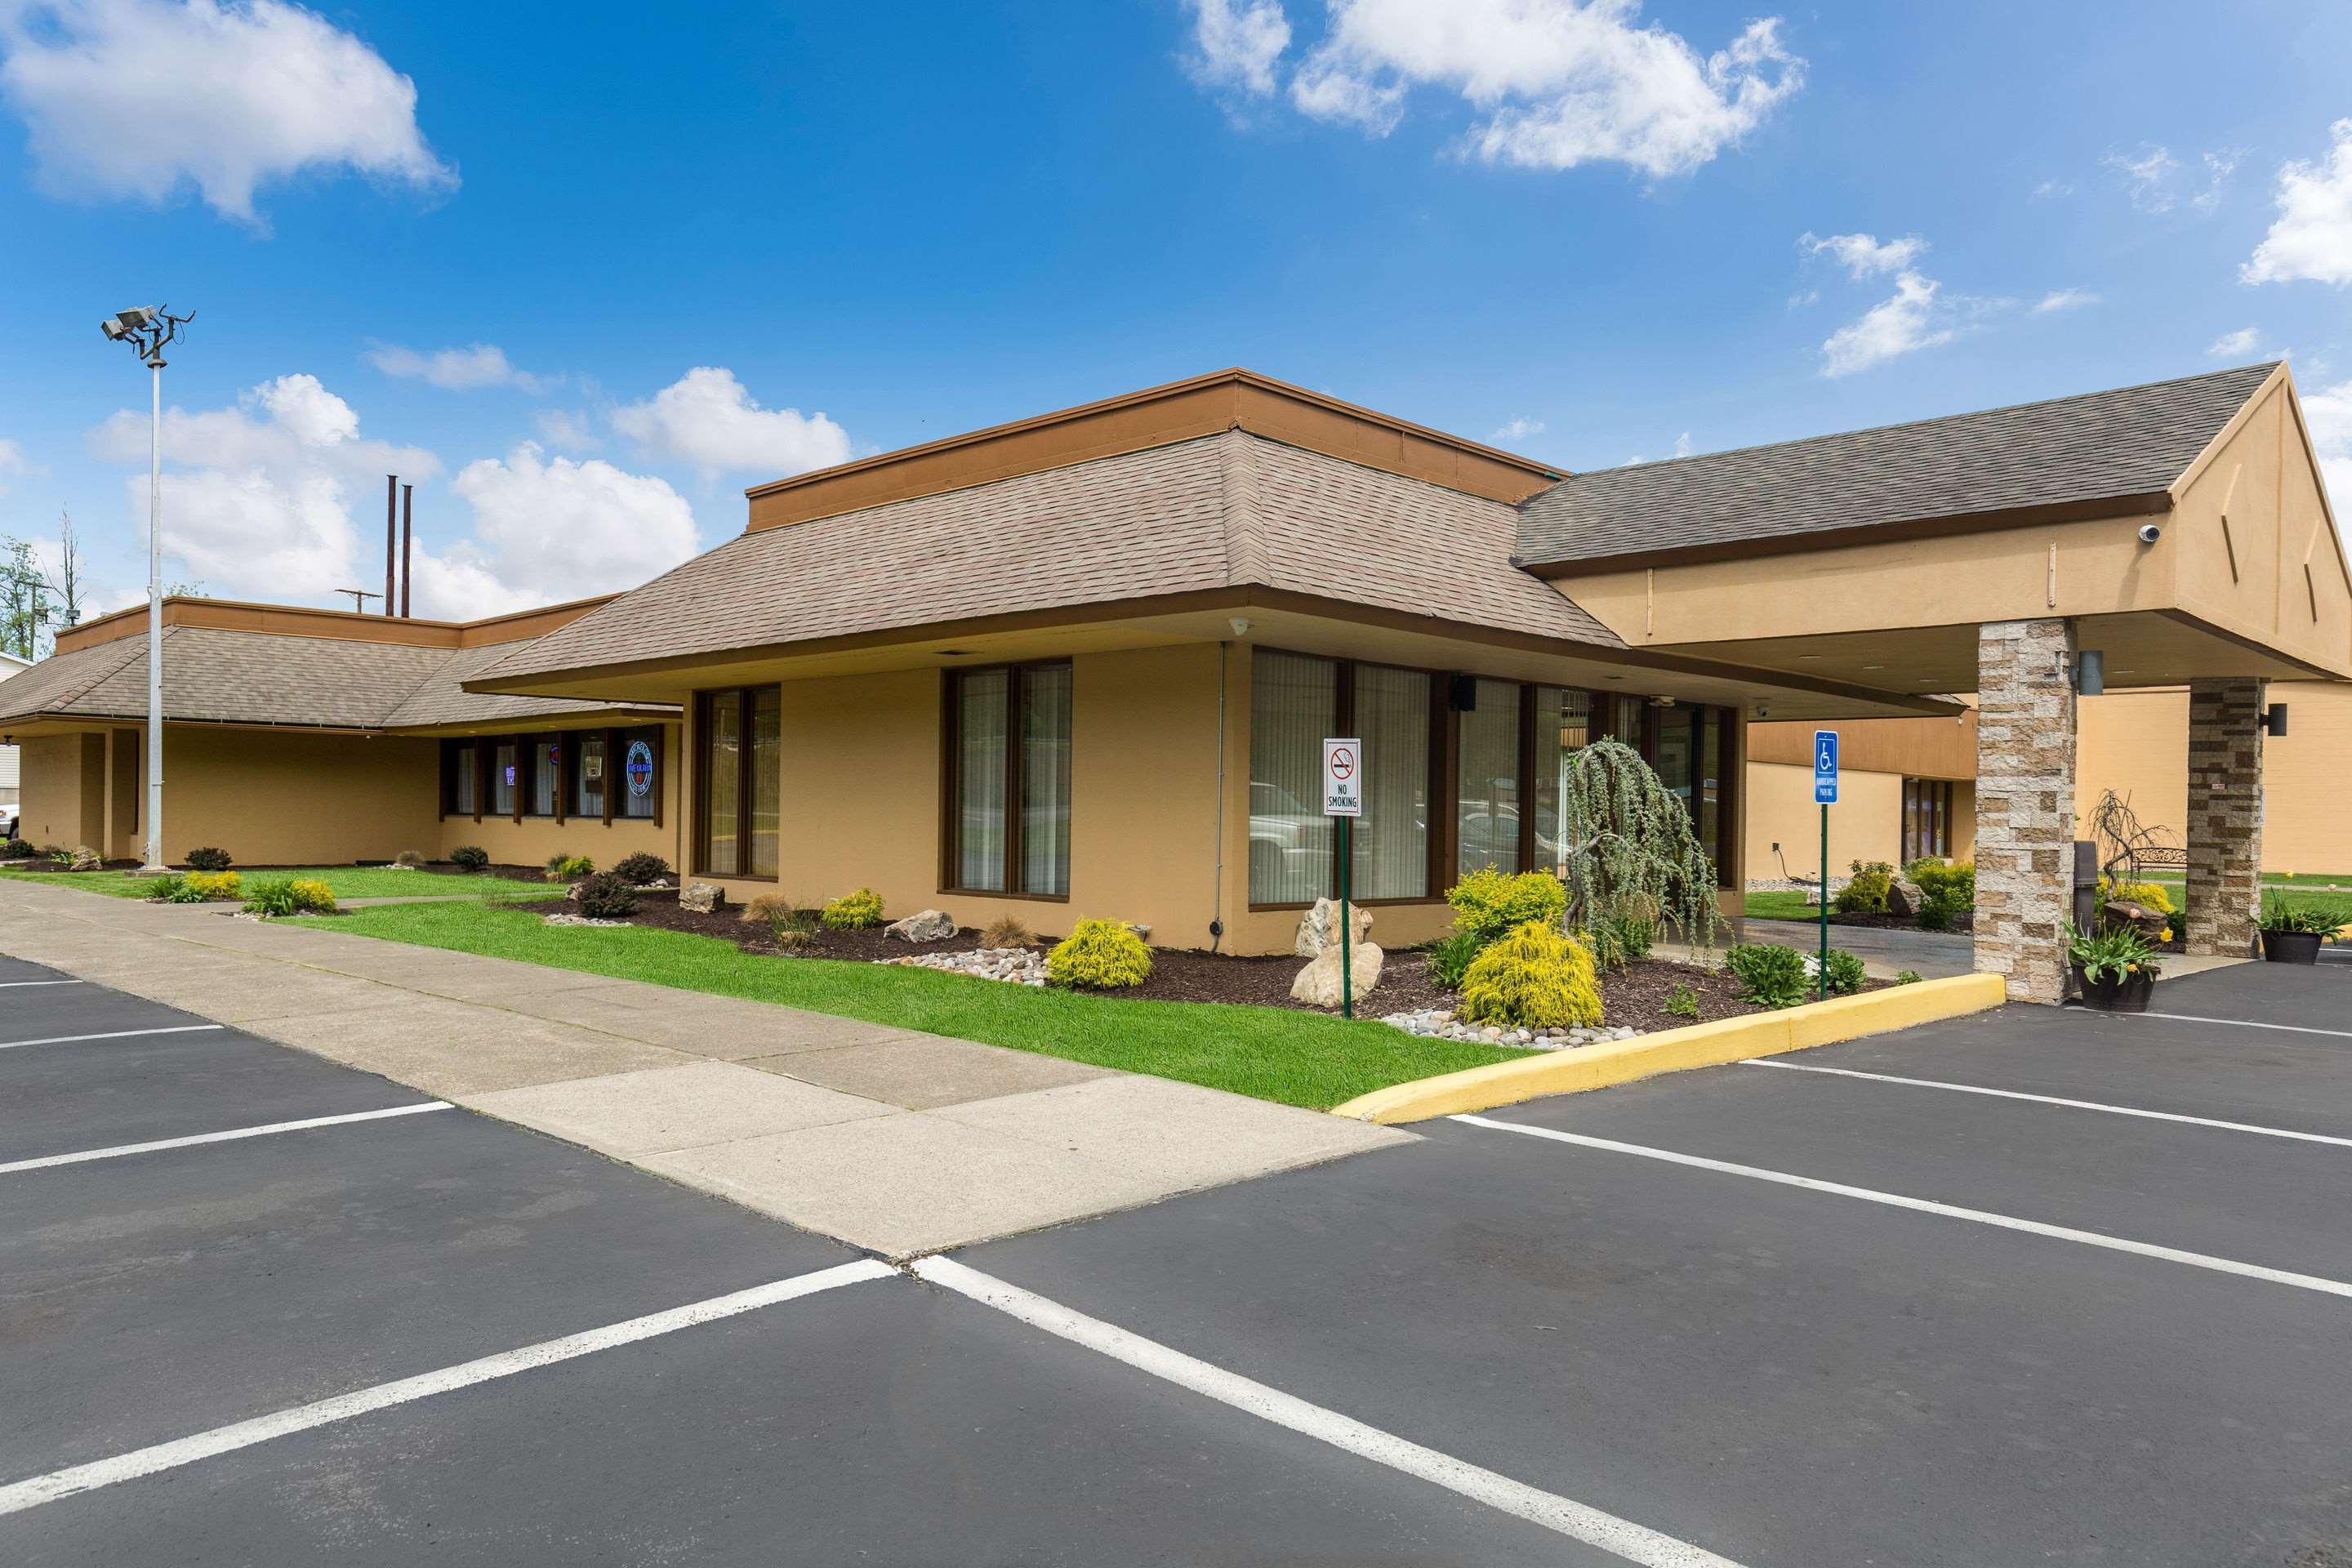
[6,949,2352,1565]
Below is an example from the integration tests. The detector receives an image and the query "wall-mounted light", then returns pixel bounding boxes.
[2074,649,2105,696]
[2265,703,2290,737]
[1227,617,1252,639]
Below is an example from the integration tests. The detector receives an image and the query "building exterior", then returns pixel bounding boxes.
[1745,710,1980,880]
[0,648,28,821]
[4,362,2339,1000]
[0,598,681,868]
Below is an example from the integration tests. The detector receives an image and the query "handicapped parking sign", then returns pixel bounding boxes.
[1813,730,1839,804]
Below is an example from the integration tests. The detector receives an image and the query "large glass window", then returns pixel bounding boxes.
[1456,678,1521,878]
[575,733,606,818]
[1531,687,1591,873]
[1248,652,1336,906]
[1352,666,1432,900]
[491,742,515,817]
[529,737,560,817]
[445,742,477,816]
[947,663,1070,897]
[1904,777,1953,862]
[618,727,662,821]
[697,688,778,879]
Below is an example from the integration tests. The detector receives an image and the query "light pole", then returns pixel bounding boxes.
[100,305,191,872]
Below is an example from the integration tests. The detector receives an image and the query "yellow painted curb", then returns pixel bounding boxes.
[1330,973,2008,1125]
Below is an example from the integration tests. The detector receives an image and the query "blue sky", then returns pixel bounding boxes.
[2,0,2349,625]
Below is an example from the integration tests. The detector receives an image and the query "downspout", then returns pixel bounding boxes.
[1210,640,1227,953]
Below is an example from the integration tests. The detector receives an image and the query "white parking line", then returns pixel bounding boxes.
[0,1258,894,1517]
[1741,1058,2352,1148]
[1454,1114,2352,1301]
[0,979,82,989]
[0,1102,455,1176]
[914,1255,1745,1568]
[2137,1012,2352,1041]
[0,1023,223,1053]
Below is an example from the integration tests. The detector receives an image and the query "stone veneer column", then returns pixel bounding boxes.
[1973,618,2078,1004]
[2184,679,2265,956]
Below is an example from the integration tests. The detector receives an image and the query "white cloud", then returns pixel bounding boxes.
[414,444,700,619]
[1183,0,1291,96]
[2104,144,2180,212]
[612,367,853,479]
[1185,0,1804,178]
[532,408,599,452]
[1820,272,1956,377]
[366,342,550,394]
[87,373,439,599]
[1800,230,1926,280]
[2302,379,2352,523]
[0,0,452,228]
[2207,326,2267,359]
[2194,149,2239,213]
[1490,415,1544,443]
[2033,287,2100,313]
[2243,119,2352,287]
[2031,179,2074,200]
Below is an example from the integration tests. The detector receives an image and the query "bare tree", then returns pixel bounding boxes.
[39,508,87,630]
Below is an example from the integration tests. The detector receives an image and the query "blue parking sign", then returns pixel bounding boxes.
[1813,730,1839,804]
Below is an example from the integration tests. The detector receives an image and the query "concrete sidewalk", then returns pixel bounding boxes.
[0,882,1406,1256]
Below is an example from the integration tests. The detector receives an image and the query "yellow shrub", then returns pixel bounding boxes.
[1446,866,1568,946]
[185,871,243,902]
[821,887,886,929]
[1045,919,1153,989]
[2100,877,2176,915]
[287,879,337,914]
[1458,920,1602,1030]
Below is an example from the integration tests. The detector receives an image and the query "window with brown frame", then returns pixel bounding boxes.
[942,662,1071,899]
[1247,650,1438,906]
[436,730,663,827]
[1902,777,1954,862]
[697,688,780,879]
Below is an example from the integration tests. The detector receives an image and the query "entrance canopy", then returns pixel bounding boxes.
[1517,363,2352,695]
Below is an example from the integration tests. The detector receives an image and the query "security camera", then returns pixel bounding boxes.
[1227,617,1252,638]
[2136,523,2163,545]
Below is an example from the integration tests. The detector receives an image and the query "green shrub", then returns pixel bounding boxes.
[0,838,36,860]
[1916,893,1958,933]
[1726,942,1810,1009]
[1445,866,1567,947]
[1893,969,1924,986]
[545,853,595,882]
[1823,948,1867,996]
[821,887,886,930]
[613,851,670,884]
[243,879,301,917]
[1423,931,1480,989]
[451,844,489,871]
[183,846,234,871]
[1458,921,1602,1030]
[1662,982,1700,1020]
[149,874,207,904]
[1908,859,1976,906]
[575,872,640,920]
[1583,895,1658,971]
[1833,860,1895,915]
[1046,919,1153,989]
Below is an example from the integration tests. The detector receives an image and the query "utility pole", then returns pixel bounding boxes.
[101,305,192,872]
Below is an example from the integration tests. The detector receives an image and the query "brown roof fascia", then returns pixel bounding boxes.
[741,369,1568,532]
[53,594,619,657]
[465,582,1953,715]
[382,706,683,737]
[1517,491,2175,578]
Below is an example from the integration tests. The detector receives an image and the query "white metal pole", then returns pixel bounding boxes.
[142,354,165,871]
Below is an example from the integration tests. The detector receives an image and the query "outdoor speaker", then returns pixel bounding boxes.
[1449,675,1478,711]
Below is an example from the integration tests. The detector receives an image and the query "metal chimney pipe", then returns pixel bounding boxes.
[383,475,397,615]
[400,484,413,617]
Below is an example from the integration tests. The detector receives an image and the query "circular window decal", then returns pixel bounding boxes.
[625,739,655,799]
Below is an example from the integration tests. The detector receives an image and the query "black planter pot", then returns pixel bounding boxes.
[2072,962,2155,1012]
[2262,929,2323,964]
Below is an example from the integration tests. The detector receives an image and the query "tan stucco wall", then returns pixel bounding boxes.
[1745,762,1906,882]
[16,733,103,849]
[153,728,441,865]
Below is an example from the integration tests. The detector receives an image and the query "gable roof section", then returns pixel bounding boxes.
[1515,362,2283,573]
[0,626,670,732]
[475,430,1620,688]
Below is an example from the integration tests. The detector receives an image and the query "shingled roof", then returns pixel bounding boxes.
[1515,362,2282,572]
[0,626,668,732]
[476,430,1622,686]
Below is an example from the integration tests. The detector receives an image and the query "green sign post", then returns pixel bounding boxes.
[1323,737,1363,1021]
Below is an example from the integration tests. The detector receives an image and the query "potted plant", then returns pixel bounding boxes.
[2066,920,2158,1011]
[2258,891,2333,964]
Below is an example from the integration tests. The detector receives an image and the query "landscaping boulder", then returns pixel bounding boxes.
[679,881,724,914]
[1885,877,1923,918]
[2103,900,2171,943]
[1290,939,1384,1008]
[68,846,101,872]
[886,909,957,942]
[1293,896,1374,957]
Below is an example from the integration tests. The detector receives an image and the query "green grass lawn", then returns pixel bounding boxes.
[1742,889,1820,921]
[315,899,1530,1111]
[0,864,567,901]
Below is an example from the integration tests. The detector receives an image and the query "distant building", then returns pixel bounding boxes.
[0,648,29,819]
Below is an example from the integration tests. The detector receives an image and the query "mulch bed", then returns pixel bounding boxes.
[578,889,1761,1027]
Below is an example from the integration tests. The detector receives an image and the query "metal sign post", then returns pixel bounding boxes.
[1813,730,1839,1002]
[1323,738,1364,1019]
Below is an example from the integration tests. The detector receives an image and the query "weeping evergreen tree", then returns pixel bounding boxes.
[1556,737,1722,954]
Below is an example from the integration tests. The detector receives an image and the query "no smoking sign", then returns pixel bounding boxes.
[1321,737,1363,817]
